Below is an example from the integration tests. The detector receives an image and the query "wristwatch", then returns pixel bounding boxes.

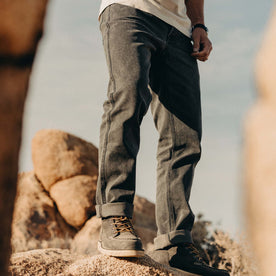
[191,24,208,33]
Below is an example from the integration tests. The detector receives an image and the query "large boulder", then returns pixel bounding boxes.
[133,196,157,251]
[0,1,49,274]
[133,196,156,231]
[9,248,194,276]
[71,216,101,255]
[245,3,276,276]
[11,172,76,253]
[49,175,97,228]
[12,170,157,255]
[32,129,98,191]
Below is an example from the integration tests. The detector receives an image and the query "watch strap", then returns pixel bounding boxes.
[191,24,208,33]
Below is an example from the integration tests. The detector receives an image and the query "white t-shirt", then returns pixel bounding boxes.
[99,0,192,38]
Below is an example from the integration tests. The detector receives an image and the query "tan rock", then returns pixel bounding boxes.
[50,175,97,228]
[63,254,190,276]
[32,129,98,191]
[133,210,157,232]
[135,226,156,252]
[10,248,195,276]
[9,248,79,276]
[71,216,101,255]
[133,195,157,231]
[134,195,156,222]
[245,3,276,276]
[0,0,48,56]
[133,196,157,249]
[245,105,276,276]
[11,172,77,253]
[0,2,49,274]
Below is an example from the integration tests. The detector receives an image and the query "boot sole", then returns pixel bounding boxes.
[169,267,201,276]
[98,241,145,257]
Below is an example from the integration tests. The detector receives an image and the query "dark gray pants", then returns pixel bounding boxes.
[96,4,202,250]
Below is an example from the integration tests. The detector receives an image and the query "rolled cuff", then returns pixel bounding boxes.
[96,202,134,218]
[154,229,193,250]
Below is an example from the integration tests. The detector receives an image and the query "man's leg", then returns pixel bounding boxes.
[150,29,202,250]
[149,29,229,276]
[95,4,169,257]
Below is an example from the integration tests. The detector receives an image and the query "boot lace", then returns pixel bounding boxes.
[184,243,205,263]
[112,216,137,236]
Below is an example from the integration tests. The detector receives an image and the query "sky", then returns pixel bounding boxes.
[20,0,273,235]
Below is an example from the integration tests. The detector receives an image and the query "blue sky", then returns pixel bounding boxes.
[20,0,273,235]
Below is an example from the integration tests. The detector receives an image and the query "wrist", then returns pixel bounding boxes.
[191,23,208,33]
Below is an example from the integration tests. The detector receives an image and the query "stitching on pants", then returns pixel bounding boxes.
[167,112,177,231]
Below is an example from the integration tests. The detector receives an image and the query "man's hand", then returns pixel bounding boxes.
[185,0,212,62]
[191,28,212,62]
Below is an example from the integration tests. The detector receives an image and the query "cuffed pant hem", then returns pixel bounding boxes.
[154,230,193,250]
[96,202,134,218]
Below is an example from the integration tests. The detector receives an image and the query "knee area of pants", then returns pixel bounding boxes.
[121,81,152,106]
[172,142,202,162]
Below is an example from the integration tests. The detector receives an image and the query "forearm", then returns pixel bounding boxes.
[185,0,212,62]
[185,0,204,25]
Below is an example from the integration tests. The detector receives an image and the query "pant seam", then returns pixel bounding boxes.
[171,114,177,229]
[167,112,177,231]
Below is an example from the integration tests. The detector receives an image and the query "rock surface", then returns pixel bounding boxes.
[0,1,49,275]
[133,196,157,231]
[32,129,98,191]
[245,3,276,276]
[135,226,156,252]
[12,171,157,255]
[133,196,157,251]
[9,249,78,276]
[11,129,161,272]
[49,175,97,228]
[9,248,196,276]
[71,216,101,255]
[12,172,76,253]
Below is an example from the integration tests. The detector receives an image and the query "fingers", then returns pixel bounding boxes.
[191,42,212,61]
[191,29,212,62]
[193,38,200,53]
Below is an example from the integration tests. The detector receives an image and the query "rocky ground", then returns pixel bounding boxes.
[9,129,257,275]
[10,248,200,276]
[10,129,171,275]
